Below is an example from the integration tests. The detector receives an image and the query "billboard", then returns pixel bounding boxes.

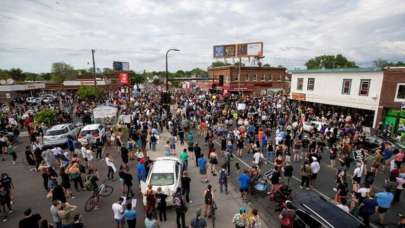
[113,61,130,71]
[119,72,129,85]
[213,42,263,58]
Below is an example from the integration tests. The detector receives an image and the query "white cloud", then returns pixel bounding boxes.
[0,0,404,72]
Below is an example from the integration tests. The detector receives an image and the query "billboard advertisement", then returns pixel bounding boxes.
[213,45,225,58]
[119,72,129,85]
[213,42,263,58]
[247,42,263,56]
[113,61,130,71]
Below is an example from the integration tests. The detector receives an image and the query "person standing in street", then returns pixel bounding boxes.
[203,184,214,218]
[300,161,311,190]
[112,197,125,228]
[238,170,250,201]
[173,187,187,228]
[190,208,207,228]
[180,149,189,171]
[198,155,208,183]
[57,202,78,228]
[123,203,137,228]
[181,171,192,203]
[310,157,320,187]
[50,200,61,228]
[105,153,116,180]
[194,143,202,167]
[156,187,168,222]
[375,187,394,226]
[19,208,42,228]
[232,207,248,228]
[219,164,228,194]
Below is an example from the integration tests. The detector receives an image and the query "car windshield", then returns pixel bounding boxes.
[150,173,174,186]
[46,128,68,136]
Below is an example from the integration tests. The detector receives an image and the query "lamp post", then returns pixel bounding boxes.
[165,48,180,91]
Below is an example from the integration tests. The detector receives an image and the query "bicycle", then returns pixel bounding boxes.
[84,180,114,212]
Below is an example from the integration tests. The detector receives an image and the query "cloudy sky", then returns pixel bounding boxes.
[1,0,405,73]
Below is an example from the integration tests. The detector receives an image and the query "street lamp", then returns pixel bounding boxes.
[165,48,180,91]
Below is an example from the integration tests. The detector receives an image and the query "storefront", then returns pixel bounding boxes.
[383,108,405,133]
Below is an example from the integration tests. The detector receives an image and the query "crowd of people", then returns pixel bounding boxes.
[0,86,404,228]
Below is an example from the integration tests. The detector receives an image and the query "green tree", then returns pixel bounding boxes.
[305,54,358,69]
[9,68,24,81]
[211,61,231,67]
[102,68,114,75]
[0,69,10,80]
[23,72,41,81]
[128,71,146,85]
[373,59,405,69]
[41,73,52,81]
[77,86,103,100]
[51,62,76,83]
[263,63,271,67]
[34,109,56,126]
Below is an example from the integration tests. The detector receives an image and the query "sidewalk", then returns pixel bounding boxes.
[146,129,271,228]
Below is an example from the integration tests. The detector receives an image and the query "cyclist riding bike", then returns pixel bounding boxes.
[87,170,100,209]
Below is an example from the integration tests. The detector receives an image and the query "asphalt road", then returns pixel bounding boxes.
[189,127,405,228]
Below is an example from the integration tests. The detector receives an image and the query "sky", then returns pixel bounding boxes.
[0,0,405,73]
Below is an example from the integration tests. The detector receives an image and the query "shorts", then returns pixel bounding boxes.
[378,207,388,213]
[170,144,176,149]
[311,173,318,180]
[352,176,361,184]
[240,187,248,193]
[114,218,123,224]
[200,168,207,175]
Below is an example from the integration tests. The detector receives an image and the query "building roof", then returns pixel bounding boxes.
[209,66,286,71]
[289,67,382,74]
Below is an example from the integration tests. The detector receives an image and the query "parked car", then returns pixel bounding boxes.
[292,191,364,228]
[140,157,182,206]
[78,124,106,145]
[43,123,80,148]
[26,97,42,104]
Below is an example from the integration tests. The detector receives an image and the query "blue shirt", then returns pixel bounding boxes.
[124,209,136,220]
[136,163,146,180]
[375,191,394,208]
[239,173,250,189]
[383,149,393,161]
[198,157,207,171]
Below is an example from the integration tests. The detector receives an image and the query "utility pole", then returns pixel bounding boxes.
[91,49,96,88]
[165,48,180,91]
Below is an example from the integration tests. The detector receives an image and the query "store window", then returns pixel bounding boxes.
[231,73,238,81]
[359,79,371,96]
[395,83,405,101]
[260,74,265,81]
[265,74,272,81]
[307,78,315,91]
[342,79,352,95]
[297,78,303,90]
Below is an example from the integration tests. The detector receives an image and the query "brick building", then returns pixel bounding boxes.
[198,66,289,94]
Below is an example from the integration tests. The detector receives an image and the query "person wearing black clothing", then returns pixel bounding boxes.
[156,187,168,222]
[120,146,129,165]
[52,185,66,203]
[173,188,187,228]
[271,167,281,185]
[19,208,41,228]
[181,171,192,203]
[95,139,103,159]
[283,162,294,186]
[194,144,202,167]
[118,166,133,197]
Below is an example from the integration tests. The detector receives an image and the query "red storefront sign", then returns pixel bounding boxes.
[119,73,129,85]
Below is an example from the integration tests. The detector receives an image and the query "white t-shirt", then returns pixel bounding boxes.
[253,152,264,165]
[112,202,124,220]
[337,204,350,213]
[310,161,320,174]
[357,187,370,197]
